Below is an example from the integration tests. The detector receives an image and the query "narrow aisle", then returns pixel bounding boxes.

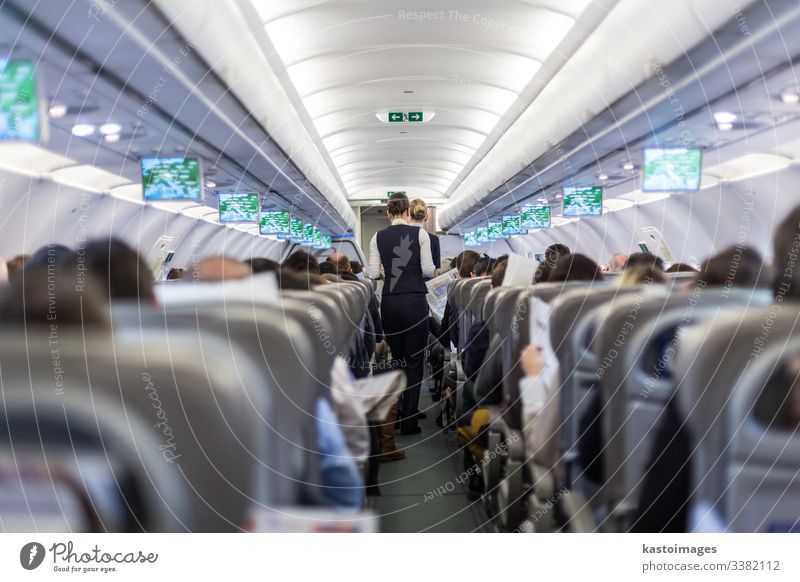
[372,387,491,532]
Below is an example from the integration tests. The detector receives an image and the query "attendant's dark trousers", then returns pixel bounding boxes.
[380,293,428,433]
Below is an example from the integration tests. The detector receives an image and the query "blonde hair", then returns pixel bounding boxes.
[409,198,427,222]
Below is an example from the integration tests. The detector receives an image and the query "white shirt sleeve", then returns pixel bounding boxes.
[367,232,382,279]
[418,228,436,278]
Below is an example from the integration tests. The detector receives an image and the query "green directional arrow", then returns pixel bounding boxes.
[388,112,404,122]
[408,111,423,122]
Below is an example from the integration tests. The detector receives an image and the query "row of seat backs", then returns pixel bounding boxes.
[675,305,800,532]
[0,328,273,532]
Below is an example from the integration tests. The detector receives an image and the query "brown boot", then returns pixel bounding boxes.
[377,403,405,462]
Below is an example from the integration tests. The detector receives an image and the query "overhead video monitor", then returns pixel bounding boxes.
[218,192,259,223]
[141,157,203,201]
[501,214,526,235]
[289,218,304,242]
[463,231,478,247]
[562,186,603,217]
[487,221,505,239]
[642,147,702,192]
[302,224,315,245]
[0,59,40,141]
[476,227,490,243]
[312,228,324,248]
[260,210,290,236]
[520,205,551,229]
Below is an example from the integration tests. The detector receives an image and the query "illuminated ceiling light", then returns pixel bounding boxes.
[104,133,120,143]
[48,102,68,119]
[781,88,800,105]
[622,161,635,171]
[537,197,547,203]
[716,122,734,131]
[598,172,609,181]
[555,194,563,199]
[713,111,737,124]
[71,123,96,137]
[205,179,216,188]
[99,122,123,135]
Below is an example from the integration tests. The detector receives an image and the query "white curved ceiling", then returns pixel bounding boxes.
[251,0,594,202]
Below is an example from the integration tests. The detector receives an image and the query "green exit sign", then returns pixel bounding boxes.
[387,191,406,197]
[387,112,424,123]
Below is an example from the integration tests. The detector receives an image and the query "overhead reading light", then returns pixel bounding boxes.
[48,102,68,119]
[205,179,216,189]
[713,111,738,124]
[598,172,609,181]
[104,133,120,143]
[716,122,734,131]
[555,194,563,199]
[622,161,635,171]
[537,197,547,203]
[781,88,800,105]
[71,123,96,137]
[99,122,122,135]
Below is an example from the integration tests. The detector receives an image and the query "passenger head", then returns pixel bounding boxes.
[26,244,77,271]
[472,254,493,277]
[84,239,155,303]
[0,263,108,329]
[607,253,628,272]
[318,261,337,275]
[454,250,480,278]
[277,268,312,291]
[409,198,428,224]
[773,205,800,299]
[196,257,252,282]
[665,263,698,273]
[490,256,509,288]
[386,193,410,220]
[166,267,184,280]
[328,252,351,273]
[350,261,363,275]
[282,251,320,275]
[696,246,765,289]
[6,254,30,281]
[339,271,359,282]
[249,257,279,274]
[625,252,665,272]
[619,265,666,287]
[534,243,571,283]
[548,254,603,283]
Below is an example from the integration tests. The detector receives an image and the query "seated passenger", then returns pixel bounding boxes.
[436,250,481,350]
[282,251,321,274]
[349,260,364,279]
[318,261,338,276]
[315,396,364,509]
[534,243,571,283]
[328,252,352,276]
[619,265,666,286]
[665,262,698,273]
[548,253,603,282]
[166,267,184,280]
[6,254,29,281]
[84,238,155,303]
[606,253,628,272]
[633,236,783,532]
[249,257,279,273]
[624,251,665,272]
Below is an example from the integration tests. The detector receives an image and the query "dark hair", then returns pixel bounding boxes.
[166,267,184,280]
[26,244,76,271]
[621,265,666,286]
[387,193,410,217]
[282,251,320,274]
[773,205,800,299]
[697,246,765,289]
[249,257,279,274]
[534,244,572,283]
[548,253,603,283]
[350,261,363,275]
[665,263,697,273]
[318,261,337,275]
[339,271,359,282]
[277,268,312,290]
[626,252,665,271]
[328,253,351,273]
[490,257,509,288]
[473,254,496,277]
[85,238,155,303]
[0,263,108,328]
[454,250,480,278]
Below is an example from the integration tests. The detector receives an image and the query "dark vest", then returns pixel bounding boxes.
[429,233,441,270]
[377,224,427,296]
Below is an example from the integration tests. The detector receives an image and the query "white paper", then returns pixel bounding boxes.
[502,252,537,287]
[425,268,459,321]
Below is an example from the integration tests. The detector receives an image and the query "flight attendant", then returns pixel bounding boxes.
[409,198,441,270]
[367,193,435,434]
